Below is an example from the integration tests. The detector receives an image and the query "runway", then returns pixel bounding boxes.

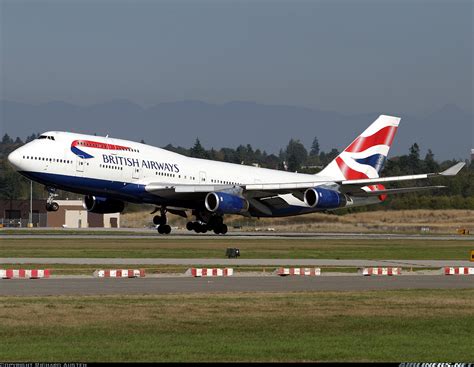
[1,275,473,296]
[2,257,473,267]
[1,230,472,241]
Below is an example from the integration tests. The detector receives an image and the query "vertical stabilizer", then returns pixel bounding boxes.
[318,115,400,181]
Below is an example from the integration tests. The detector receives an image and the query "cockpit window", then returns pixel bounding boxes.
[38,135,55,140]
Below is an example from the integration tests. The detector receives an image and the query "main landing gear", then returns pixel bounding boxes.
[153,208,171,234]
[152,208,228,235]
[186,214,228,235]
[45,187,59,212]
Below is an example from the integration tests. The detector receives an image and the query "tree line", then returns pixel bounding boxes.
[0,133,472,210]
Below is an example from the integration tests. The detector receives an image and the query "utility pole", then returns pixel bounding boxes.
[29,180,33,228]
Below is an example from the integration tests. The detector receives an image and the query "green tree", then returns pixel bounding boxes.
[25,134,38,143]
[2,134,13,144]
[408,143,421,173]
[189,138,208,159]
[424,149,438,172]
[286,139,308,172]
[309,137,320,156]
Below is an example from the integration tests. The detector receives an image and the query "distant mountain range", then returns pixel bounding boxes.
[0,99,472,160]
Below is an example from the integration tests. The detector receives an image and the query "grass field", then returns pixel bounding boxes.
[0,290,473,362]
[0,237,471,260]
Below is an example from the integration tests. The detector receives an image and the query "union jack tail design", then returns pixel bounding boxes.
[319,115,400,181]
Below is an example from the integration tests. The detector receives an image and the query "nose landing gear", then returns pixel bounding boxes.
[45,187,59,212]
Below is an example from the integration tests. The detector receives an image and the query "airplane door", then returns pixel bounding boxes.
[76,155,85,176]
[199,171,207,183]
[132,167,141,180]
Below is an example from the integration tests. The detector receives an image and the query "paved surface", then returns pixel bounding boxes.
[1,230,472,241]
[0,275,473,296]
[2,257,473,267]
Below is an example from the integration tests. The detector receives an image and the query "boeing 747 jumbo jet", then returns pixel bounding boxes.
[7,115,465,234]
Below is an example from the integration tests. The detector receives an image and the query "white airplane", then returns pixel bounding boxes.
[7,115,464,234]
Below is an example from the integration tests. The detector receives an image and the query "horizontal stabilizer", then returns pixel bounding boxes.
[439,162,465,176]
[352,185,446,197]
[340,162,465,186]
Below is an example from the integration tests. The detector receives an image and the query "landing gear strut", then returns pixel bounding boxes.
[154,207,171,234]
[45,187,59,212]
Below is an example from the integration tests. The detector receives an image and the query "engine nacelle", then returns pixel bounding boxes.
[83,195,125,214]
[304,187,347,209]
[205,192,249,214]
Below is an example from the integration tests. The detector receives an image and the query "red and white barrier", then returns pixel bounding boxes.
[185,268,233,277]
[276,268,321,276]
[0,269,50,279]
[361,267,401,276]
[444,267,474,275]
[94,269,145,278]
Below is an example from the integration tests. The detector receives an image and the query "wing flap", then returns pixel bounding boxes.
[145,183,234,194]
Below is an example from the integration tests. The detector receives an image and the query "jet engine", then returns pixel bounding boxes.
[83,195,125,214]
[303,187,347,209]
[205,192,249,215]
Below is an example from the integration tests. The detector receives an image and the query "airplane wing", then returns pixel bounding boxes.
[144,162,464,212]
[241,162,465,193]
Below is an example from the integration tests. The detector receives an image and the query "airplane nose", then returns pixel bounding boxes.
[7,149,21,169]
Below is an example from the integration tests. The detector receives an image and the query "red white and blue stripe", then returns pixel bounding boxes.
[71,140,132,159]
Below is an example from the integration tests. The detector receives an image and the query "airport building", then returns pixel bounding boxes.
[0,199,120,228]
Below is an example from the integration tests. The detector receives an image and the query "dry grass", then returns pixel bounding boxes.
[1,291,473,326]
[121,209,473,234]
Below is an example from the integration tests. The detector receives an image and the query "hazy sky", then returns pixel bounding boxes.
[0,0,472,115]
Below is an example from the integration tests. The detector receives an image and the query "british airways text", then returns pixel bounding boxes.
[102,155,179,173]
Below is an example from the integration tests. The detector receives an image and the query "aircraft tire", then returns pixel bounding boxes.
[46,202,59,212]
[153,215,167,225]
[194,223,206,233]
[220,224,228,235]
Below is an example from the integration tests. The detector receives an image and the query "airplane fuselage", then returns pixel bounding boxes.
[8,131,362,217]
[8,115,462,235]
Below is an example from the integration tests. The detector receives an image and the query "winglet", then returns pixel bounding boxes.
[439,162,465,176]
